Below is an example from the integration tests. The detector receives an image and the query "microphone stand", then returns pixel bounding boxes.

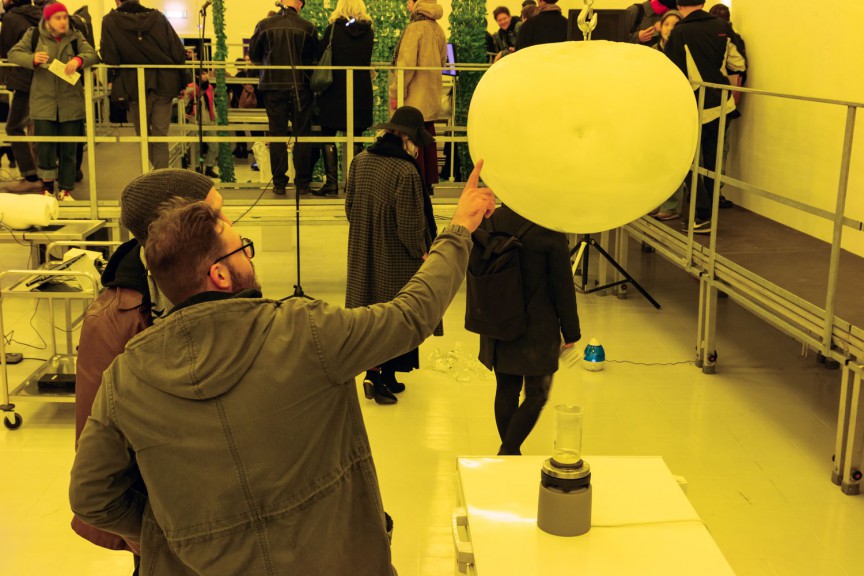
[196,3,209,175]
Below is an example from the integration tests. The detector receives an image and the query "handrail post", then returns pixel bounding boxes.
[84,71,98,219]
[821,106,857,356]
[346,68,355,172]
[136,67,149,172]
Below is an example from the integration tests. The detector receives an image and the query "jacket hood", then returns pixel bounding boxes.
[414,0,443,20]
[9,4,41,26]
[122,294,273,400]
[101,239,149,295]
[109,3,162,33]
[341,17,372,38]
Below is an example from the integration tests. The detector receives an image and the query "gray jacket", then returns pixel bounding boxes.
[7,21,100,122]
[70,225,471,575]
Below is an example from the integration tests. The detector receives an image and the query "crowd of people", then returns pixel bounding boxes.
[0,0,751,572]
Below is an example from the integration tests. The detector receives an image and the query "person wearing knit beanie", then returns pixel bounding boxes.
[120,169,217,243]
[42,1,66,20]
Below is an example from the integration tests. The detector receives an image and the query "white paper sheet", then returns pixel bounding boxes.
[48,58,80,85]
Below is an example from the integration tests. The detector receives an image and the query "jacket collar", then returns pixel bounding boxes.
[367,133,425,183]
[102,239,149,292]
[169,288,263,315]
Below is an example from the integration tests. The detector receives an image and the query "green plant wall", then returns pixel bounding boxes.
[449,0,487,180]
[369,0,408,126]
[213,0,235,182]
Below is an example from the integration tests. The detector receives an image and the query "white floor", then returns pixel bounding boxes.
[1,221,862,575]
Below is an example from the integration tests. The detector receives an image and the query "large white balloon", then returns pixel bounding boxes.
[468,41,699,233]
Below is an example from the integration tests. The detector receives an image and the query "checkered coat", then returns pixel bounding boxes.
[345,150,441,334]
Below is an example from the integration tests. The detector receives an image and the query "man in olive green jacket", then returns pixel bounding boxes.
[70,164,494,575]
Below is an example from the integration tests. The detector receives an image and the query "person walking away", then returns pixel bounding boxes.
[474,205,581,455]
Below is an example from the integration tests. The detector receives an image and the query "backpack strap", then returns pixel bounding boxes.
[30,28,79,57]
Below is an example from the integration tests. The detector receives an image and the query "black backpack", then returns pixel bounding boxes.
[465,219,533,341]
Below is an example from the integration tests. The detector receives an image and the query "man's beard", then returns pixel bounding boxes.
[226,261,262,294]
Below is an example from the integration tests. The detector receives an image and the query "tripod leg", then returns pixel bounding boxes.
[588,239,661,309]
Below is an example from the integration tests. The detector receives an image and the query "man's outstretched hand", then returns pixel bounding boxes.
[451,160,496,233]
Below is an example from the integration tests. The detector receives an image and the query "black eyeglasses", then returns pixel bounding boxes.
[208,237,254,275]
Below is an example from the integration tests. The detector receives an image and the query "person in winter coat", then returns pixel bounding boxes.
[388,0,446,193]
[515,0,567,49]
[7,2,99,200]
[69,169,495,575]
[0,0,48,193]
[313,0,374,196]
[73,169,224,571]
[100,0,186,170]
[623,0,678,46]
[665,0,746,234]
[491,6,519,62]
[476,205,581,455]
[249,0,320,196]
[345,106,438,404]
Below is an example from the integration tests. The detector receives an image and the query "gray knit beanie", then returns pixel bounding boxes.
[120,169,214,244]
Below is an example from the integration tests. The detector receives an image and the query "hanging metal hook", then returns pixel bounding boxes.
[578,0,598,41]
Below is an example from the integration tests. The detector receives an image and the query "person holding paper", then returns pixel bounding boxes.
[7,2,99,201]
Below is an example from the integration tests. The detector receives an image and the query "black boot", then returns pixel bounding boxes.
[381,367,405,394]
[314,143,339,196]
[362,370,396,405]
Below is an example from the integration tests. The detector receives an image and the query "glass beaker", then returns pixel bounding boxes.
[552,405,583,467]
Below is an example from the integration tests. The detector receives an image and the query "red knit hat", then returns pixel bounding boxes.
[43,3,69,20]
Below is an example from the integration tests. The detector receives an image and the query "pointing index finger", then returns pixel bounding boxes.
[467,159,484,189]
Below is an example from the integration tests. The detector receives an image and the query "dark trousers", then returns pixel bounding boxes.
[129,93,173,169]
[494,372,553,455]
[33,118,83,191]
[6,91,37,177]
[694,118,728,221]
[263,88,313,188]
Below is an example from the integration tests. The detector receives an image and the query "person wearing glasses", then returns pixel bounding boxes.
[70,163,495,575]
[72,170,226,573]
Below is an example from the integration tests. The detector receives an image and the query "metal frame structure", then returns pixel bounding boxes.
[2,61,864,494]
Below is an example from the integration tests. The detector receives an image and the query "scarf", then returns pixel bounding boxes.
[391,11,432,65]
[367,133,438,241]
[534,3,562,14]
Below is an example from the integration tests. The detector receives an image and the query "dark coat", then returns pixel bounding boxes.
[664,9,746,122]
[248,8,319,91]
[0,3,41,92]
[478,206,581,376]
[100,2,187,102]
[344,138,434,314]
[492,18,519,57]
[317,18,374,133]
[516,10,569,50]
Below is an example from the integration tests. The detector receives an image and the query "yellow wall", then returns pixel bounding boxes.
[728,0,864,257]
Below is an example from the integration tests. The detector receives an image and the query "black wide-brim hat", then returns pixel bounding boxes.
[371,106,435,147]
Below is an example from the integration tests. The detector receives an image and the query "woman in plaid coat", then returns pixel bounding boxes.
[345,106,437,404]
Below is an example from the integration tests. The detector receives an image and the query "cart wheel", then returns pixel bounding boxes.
[3,413,22,430]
